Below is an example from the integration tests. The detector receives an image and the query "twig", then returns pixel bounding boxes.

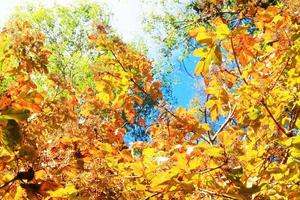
[110,50,128,72]
[212,105,236,141]
[199,188,239,200]
[289,106,300,131]
[124,175,142,179]
[200,135,211,145]
[197,162,226,174]
[280,149,290,164]
[204,94,210,124]
[203,94,214,144]
[261,101,288,136]
[180,60,195,79]
[0,179,15,190]
[143,192,160,200]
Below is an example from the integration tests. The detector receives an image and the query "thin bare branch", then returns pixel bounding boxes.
[180,60,195,79]
[212,105,236,141]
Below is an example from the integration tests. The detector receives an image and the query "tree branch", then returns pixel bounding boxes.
[261,101,289,136]
[110,50,128,72]
[180,60,195,79]
[212,105,236,142]
[204,94,214,144]
[197,162,226,174]
[199,188,239,200]
[143,192,160,200]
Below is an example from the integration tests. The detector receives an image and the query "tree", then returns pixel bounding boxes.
[11,1,162,143]
[120,0,300,199]
[0,0,300,199]
[11,1,110,92]
[0,14,163,200]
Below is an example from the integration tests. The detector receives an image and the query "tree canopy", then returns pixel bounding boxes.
[0,0,300,199]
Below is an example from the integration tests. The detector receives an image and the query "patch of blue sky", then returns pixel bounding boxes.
[172,55,199,107]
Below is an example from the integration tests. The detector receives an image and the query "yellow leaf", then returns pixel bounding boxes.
[291,135,300,149]
[273,173,284,181]
[189,26,206,38]
[193,48,208,57]
[14,186,26,200]
[49,184,78,198]
[199,123,211,132]
[35,170,48,180]
[196,33,213,45]
[206,99,216,109]
[174,153,187,170]
[191,26,213,45]
[97,142,113,153]
[150,167,180,187]
[210,105,220,121]
[189,157,202,170]
[142,148,156,157]
[216,23,230,39]
[194,52,212,76]
[219,133,233,147]
[135,183,146,191]
[206,147,223,158]
[0,147,12,160]
[295,118,300,129]
[96,82,111,104]
[130,161,144,176]
[247,108,261,120]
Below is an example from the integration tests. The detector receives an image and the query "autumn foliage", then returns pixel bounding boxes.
[0,0,300,199]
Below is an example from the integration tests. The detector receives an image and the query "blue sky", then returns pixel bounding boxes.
[172,56,199,107]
